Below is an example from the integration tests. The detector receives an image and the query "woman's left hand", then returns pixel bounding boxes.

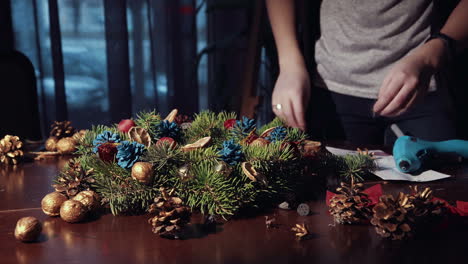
[373,39,447,117]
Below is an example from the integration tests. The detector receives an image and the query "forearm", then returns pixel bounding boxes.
[440,0,468,52]
[265,0,305,69]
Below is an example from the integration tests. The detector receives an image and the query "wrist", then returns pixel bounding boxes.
[279,54,307,73]
[421,38,447,70]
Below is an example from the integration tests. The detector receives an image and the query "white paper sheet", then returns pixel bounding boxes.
[325,146,451,182]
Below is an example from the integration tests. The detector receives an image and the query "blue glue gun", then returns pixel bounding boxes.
[393,135,468,174]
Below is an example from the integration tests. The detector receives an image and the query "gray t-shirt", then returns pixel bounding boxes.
[314,0,436,99]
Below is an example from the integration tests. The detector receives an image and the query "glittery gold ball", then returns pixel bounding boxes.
[41,192,68,216]
[56,137,77,154]
[131,162,153,184]
[14,217,42,242]
[72,190,100,211]
[60,200,88,223]
[45,137,59,151]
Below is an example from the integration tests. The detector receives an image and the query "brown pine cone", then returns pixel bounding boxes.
[50,121,75,139]
[52,159,95,197]
[148,188,191,239]
[329,182,372,224]
[0,135,24,165]
[370,186,445,240]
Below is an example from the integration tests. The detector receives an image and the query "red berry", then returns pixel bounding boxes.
[98,142,118,162]
[157,137,177,148]
[118,119,136,133]
[224,119,237,129]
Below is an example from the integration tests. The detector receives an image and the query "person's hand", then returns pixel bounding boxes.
[373,39,446,117]
[272,63,310,131]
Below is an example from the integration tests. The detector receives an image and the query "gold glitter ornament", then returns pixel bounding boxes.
[0,135,24,165]
[60,200,88,223]
[45,137,59,151]
[14,217,42,242]
[72,190,100,211]
[41,192,68,216]
[72,129,87,142]
[56,137,77,154]
[131,162,154,184]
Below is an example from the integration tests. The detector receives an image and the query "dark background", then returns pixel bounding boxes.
[0,0,467,141]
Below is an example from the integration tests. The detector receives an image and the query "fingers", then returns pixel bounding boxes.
[291,96,307,131]
[378,81,416,116]
[373,77,401,114]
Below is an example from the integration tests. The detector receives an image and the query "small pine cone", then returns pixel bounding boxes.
[148,188,191,238]
[0,135,24,165]
[329,182,372,224]
[370,193,413,240]
[52,159,95,197]
[50,121,75,139]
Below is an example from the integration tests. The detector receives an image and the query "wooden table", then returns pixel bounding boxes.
[1,156,468,264]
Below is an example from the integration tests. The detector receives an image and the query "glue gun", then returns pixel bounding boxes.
[391,125,468,173]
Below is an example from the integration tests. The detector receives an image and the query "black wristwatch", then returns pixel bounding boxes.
[426,32,456,63]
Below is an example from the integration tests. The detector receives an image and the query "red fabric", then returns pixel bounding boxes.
[326,184,383,207]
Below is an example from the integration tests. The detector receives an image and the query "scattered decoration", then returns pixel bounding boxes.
[128,127,152,147]
[214,161,232,177]
[164,109,178,123]
[52,159,95,197]
[115,141,146,169]
[328,182,372,224]
[154,120,181,140]
[131,162,154,184]
[278,201,291,210]
[45,137,59,151]
[56,137,77,154]
[250,138,270,147]
[60,200,88,223]
[219,139,244,165]
[223,119,237,129]
[97,142,118,162]
[41,192,68,216]
[14,217,42,242]
[148,188,191,239]
[117,119,136,133]
[181,136,211,152]
[265,216,277,229]
[0,135,24,165]
[177,164,193,181]
[357,148,374,158]
[72,190,100,211]
[291,223,309,240]
[50,121,75,139]
[174,114,192,125]
[265,127,287,143]
[297,203,310,216]
[241,162,267,185]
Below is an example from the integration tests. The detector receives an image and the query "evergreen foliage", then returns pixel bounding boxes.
[56,110,376,218]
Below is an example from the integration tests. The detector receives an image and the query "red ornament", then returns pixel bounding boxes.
[174,114,192,125]
[97,142,118,162]
[224,119,237,129]
[118,119,136,133]
[157,137,177,148]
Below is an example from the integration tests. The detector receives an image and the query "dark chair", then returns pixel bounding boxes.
[0,50,41,140]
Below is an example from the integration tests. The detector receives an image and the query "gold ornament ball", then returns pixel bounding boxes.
[45,137,59,151]
[60,200,88,223]
[41,192,68,216]
[14,217,42,242]
[72,190,100,211]
[131,162,153,184]
[56,137,77,154]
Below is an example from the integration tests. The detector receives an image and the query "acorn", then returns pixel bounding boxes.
[72,190,100,211]
[41,192,68,216]
[45,137,59,151]
[131,162,154,184]
[56,137,77,154]
[60,200,88,223]
[14,217,42,242]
